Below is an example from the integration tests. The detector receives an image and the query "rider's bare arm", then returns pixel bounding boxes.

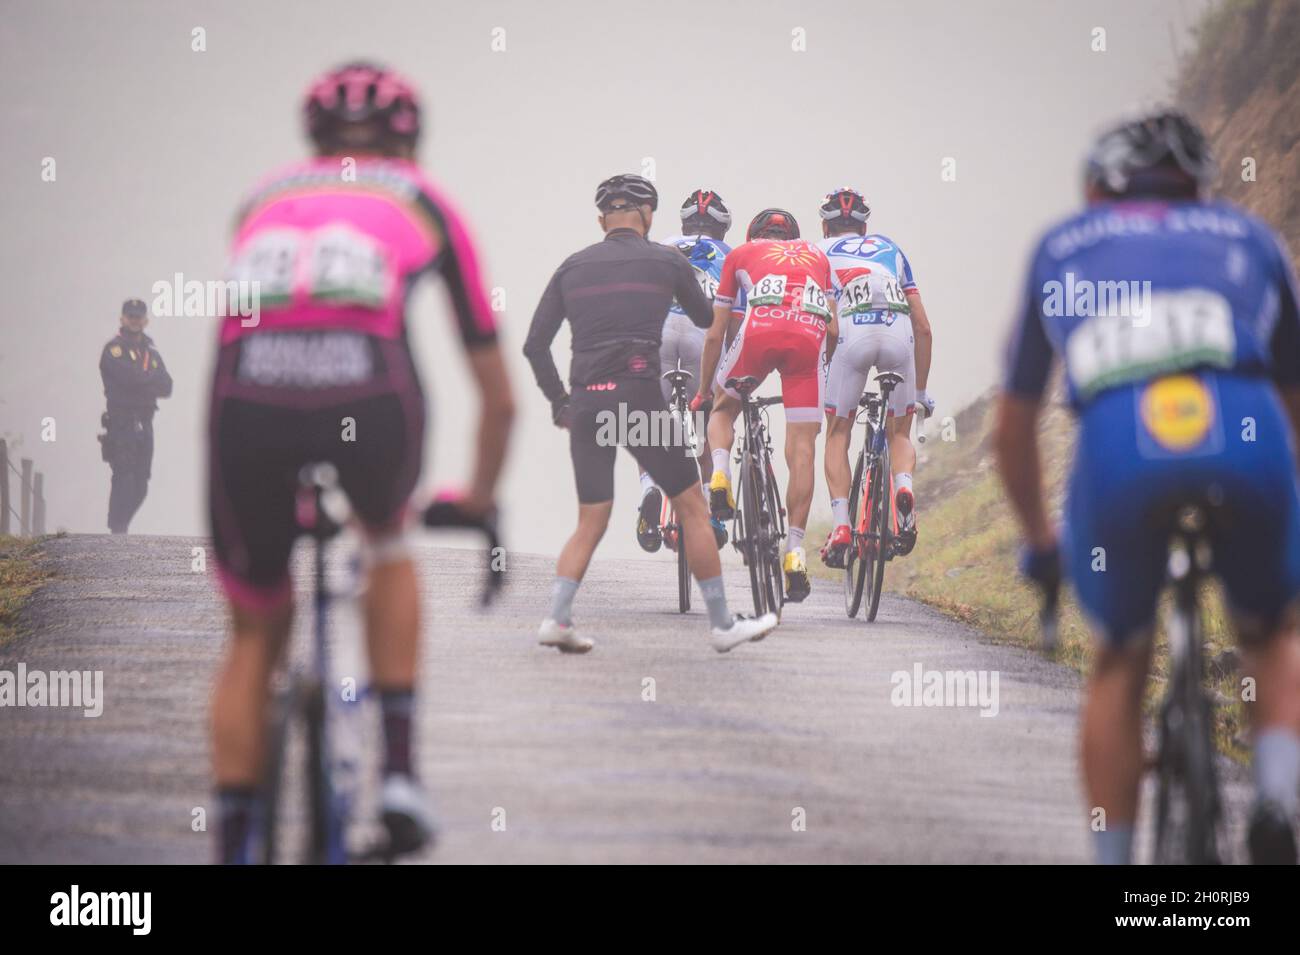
[908,290,933,392]
[825,299,840,366]
[463,343,515,516]
[697,301,732,401]
[993,392,1055,551]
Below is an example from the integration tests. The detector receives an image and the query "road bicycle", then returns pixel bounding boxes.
[725,375,785,619]
[659,360,700,614]
[843,372,905,622]
[260,464,502,864]
[1038,499,1223,864]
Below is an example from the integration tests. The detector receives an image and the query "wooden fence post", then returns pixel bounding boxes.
[0,439,9,535]
[33,472,45,536]
[20,458,32,536]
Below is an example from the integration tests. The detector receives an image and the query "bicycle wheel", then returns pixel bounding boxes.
[843,445,868,618]
[676,519,691,613]
[740,449,768,616]
[303,678,332,865]
[760,459,785,616]
[864,441,891,623]
[1153,606,1221,863]
[260,682,295,865]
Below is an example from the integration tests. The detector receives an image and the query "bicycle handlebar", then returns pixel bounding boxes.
[421,500,504,608]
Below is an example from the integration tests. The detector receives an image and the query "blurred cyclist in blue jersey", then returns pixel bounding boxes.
[636,189,733,554]
[996,108,1300,864]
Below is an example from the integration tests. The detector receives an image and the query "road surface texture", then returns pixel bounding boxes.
[0,534,1249,863]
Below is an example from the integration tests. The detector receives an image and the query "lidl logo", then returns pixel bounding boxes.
[1140,374,1213,451]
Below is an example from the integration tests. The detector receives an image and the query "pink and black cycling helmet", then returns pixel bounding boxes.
[303,61,421,154]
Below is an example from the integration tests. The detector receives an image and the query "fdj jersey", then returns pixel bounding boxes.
[817,233,918,329]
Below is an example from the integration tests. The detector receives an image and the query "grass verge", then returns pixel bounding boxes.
[810,397,1247,761]
[0,535,52,645]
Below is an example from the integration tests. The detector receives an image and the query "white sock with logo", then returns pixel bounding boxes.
[831,498,849,526]
[895,472,913,495]
[639,471,656,496]
[711,448,731,482]
[786,527,805,555]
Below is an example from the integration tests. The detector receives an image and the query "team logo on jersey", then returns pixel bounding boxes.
[1140,374,1213,452]
[109,345,122,358]
[827,236,887,258]
[835,266,872,284]
[761,242,820,268]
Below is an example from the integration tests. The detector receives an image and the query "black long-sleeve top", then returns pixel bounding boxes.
[523,228,714,402]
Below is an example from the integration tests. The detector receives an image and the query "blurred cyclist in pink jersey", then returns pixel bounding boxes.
[207,62,513,863]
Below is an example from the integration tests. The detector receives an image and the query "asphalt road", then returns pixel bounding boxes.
[0,533,1249,863]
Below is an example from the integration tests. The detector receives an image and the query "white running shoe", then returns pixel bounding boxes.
[710,612,779,653]
[380,773,438,855]
[538,618,594,654]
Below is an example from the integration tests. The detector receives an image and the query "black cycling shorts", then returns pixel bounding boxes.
[569,376,698,504]
[208,331,425,608]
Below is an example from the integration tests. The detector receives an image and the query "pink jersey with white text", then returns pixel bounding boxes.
[222,157,497,347]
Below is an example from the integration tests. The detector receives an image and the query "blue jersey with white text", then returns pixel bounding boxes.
[661,234,738,316]
[1003,199,1300,409]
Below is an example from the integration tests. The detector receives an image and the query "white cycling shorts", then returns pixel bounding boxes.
[659,312,706,406]
[825,316,916,419]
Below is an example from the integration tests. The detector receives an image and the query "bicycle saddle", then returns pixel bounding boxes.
[726,375,761,395]
[875,372,904,389]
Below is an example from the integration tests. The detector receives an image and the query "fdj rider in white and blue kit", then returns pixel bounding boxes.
[997,110,1300,864]
[635,189,734,553]
[817,188,935,567]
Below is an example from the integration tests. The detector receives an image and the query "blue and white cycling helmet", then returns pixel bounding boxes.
[1085,108,1216,197]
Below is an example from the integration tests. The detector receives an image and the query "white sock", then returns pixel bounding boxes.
[711,448,731,481]
[831,498,849,526]
[786,527,805,555]
[639,471,656,496]
[895,472,913,495]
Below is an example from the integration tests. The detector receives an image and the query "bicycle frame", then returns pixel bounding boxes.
[661,361,698,613]
[262,465,354,866]
[263,470,504,866]
[1152,505,1222,864]
[728,379,785,616]
[843,373,903,621]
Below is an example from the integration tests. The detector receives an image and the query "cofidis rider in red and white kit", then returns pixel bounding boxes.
[696,208,838,604]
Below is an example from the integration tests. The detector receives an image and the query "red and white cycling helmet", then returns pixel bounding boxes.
[680,189,732,236]
[818,187,871,225]
[746,208,800,241]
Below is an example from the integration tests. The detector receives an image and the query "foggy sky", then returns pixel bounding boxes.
[0,0,1209,555]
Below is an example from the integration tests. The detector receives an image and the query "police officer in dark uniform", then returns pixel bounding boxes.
[99,298,172,533]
